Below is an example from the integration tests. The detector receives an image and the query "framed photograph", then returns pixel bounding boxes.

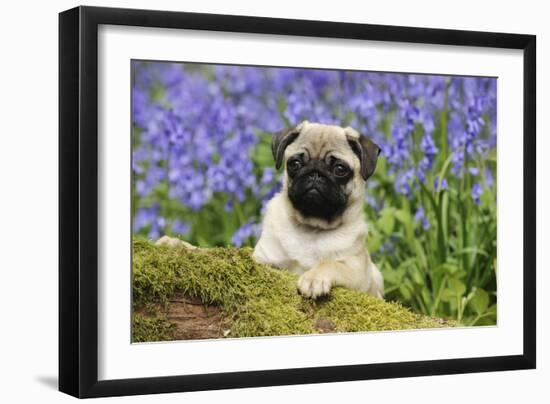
[59,5,536,398]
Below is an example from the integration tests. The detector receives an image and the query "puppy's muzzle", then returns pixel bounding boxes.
[308,171,321,182]
[303,171,329,195]
[305,170,323,187]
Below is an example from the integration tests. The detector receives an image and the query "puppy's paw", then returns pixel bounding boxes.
[155,235,197,249]
[297,270,332,299]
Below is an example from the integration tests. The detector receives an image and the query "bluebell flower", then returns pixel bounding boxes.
[260,180,282,214]
[231,221,261,247]
[172,219,190,236]
[471,183,483,205]
[366,195,379,211]
[133,205,157,233]
[378,235,399,254]
[260,167,275,185]
[434,178,448,191]
[414,207,430,230]
[420,134,438,155]
[395,168,415,196]
[485,169,494,189]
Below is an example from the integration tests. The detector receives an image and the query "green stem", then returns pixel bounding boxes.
[419,182,446,263]
[431,275,448,317]
[233,201,246,226]
[468,311,495,326]
[440,79,450,161]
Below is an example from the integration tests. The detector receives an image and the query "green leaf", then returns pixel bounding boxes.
[469,288,489,315]
[394,209,411,227]
[434,155,453,194]
[397,257,417,271]
[448,278,466,296]
[395,207,415,247]
[399,284,412,301]
[437,263,459,276]
[366,225,384,254]
[383,270,400,285]
[456,247,490,257]
[377,209,396,235]
[440,191,449,244]
[413,239,428,270]
[487,304,497,314]
[409,266,424,286]
[252,133,275,168]
[487,147,497,162]
[439,288,455,302]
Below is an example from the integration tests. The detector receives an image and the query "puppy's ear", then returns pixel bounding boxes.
[272,127,301,170]
[346,135,381,180]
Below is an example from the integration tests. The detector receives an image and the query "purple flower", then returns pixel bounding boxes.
[172,219,190,236]
[231,221,261,247]
[414,207,430,230]
[420,134,438,156]
[395,168,415,196]
[260,168,275,185]
[434,178,448,191]
[133,205,158,233]
[485,169,494,189]
[133,204,167,239]
[471,183,483,205]
[469,167,480,176]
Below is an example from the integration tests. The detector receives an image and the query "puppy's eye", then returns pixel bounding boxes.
[333,164,349,177]
[288,160,302,171]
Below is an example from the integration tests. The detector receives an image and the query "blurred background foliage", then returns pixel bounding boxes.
[132,61,497,326]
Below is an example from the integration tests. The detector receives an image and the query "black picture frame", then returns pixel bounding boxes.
[59,5,536,398]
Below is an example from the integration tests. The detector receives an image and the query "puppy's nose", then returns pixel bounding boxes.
[308,171,321,182]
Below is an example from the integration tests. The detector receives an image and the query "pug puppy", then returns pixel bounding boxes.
[253,121,384,299]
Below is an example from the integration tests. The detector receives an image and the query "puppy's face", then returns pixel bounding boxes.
[272,121,380,226]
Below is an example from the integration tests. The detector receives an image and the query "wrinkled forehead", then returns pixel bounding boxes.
[286,125,356,166]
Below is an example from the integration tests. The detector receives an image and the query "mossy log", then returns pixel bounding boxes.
[132,239,454,342]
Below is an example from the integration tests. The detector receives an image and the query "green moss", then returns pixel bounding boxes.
[132,239,454,341]
[314,288,450,332]
[132,311,177,342]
